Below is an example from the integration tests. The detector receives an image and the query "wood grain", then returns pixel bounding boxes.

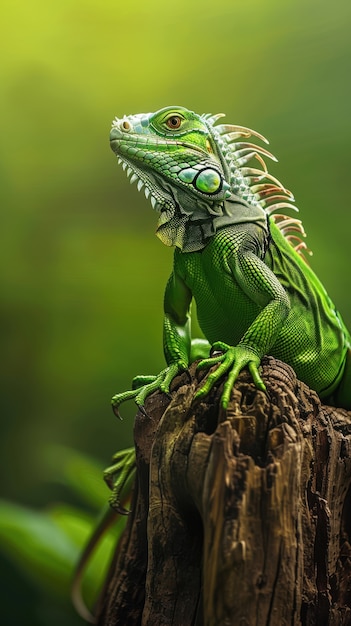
[97,358,351,626]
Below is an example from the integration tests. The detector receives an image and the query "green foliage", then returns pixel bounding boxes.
[43,445,110,510]
[0,500,88,598]
[0,448,126,624]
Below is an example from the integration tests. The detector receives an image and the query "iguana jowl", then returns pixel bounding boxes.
[110,106,351,411]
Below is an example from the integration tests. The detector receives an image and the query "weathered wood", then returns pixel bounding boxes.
[96,357,351,626]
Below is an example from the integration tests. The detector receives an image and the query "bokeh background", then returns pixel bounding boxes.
[1,0,351,623]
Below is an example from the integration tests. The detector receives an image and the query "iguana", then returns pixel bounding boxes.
[73,106,351,620]
[110,105,351,415]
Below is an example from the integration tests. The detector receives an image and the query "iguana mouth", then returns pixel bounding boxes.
[110,131,209,159]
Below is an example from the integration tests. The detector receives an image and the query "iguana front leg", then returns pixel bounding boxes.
[196,248,291,408]
[111,271,192,417]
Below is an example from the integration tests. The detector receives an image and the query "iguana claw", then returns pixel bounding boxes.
[111,362,186,418]
[111,389,140,419]
[137,403,149,418]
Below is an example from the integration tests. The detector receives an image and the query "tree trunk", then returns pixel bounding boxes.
[96,357,351,626]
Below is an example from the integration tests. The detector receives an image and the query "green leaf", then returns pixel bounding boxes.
[42,445,109,510]
[0,499,79,598]
[0,498,125,607]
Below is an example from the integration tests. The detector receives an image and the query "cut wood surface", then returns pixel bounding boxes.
[97,357,351,626]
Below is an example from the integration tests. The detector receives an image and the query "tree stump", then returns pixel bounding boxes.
[96,357,351,626]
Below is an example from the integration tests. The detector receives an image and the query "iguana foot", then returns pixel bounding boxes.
[196,341,266,409]
[104,447,136,514]
[111,362,186,418]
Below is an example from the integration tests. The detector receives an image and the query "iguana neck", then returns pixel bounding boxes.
[155,190,269,252]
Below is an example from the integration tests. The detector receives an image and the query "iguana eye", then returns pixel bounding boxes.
[166,115,182,130]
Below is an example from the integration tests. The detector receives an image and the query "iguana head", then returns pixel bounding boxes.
[110,106,298,253]
[110,106,231,204]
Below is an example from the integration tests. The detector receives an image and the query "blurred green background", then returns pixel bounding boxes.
[1,0,351,622]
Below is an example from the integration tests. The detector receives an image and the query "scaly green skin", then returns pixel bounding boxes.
[109,106,351,412]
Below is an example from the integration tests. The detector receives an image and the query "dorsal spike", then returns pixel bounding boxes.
[208,113,226,124]
[235,152,266,169]
[252,185,295,201]
[260,194,295,206]
[220,129,252,141]
[294,242,313,256]
[216,124,250,137]
[278,219,306,235]
[251,183,284,194]
[218,130,252,141]
[231,143,278,162]
[281,225,306,237]
[217,124,269,144]
[265,202,299,215]
[287,235,305,244]
[271,216,302,229]
[241,168,285,190]
[270,213,290,222]
[253,153,268,173]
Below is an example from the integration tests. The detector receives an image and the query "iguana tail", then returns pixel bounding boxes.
[71,506,118,623]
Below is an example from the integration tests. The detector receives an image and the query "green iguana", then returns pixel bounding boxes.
[110,105,351,414]
[72,106,351,620]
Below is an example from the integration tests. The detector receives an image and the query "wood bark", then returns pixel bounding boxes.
[96,357,351,626]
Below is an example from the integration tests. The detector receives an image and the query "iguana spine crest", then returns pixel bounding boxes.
[204,113,311,260]
[112,110,311,259]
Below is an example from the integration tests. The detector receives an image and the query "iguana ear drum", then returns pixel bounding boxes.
[194,168,222,194]
[178,166,231,197]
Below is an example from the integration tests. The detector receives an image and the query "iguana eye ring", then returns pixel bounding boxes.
[166,115,182,130]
